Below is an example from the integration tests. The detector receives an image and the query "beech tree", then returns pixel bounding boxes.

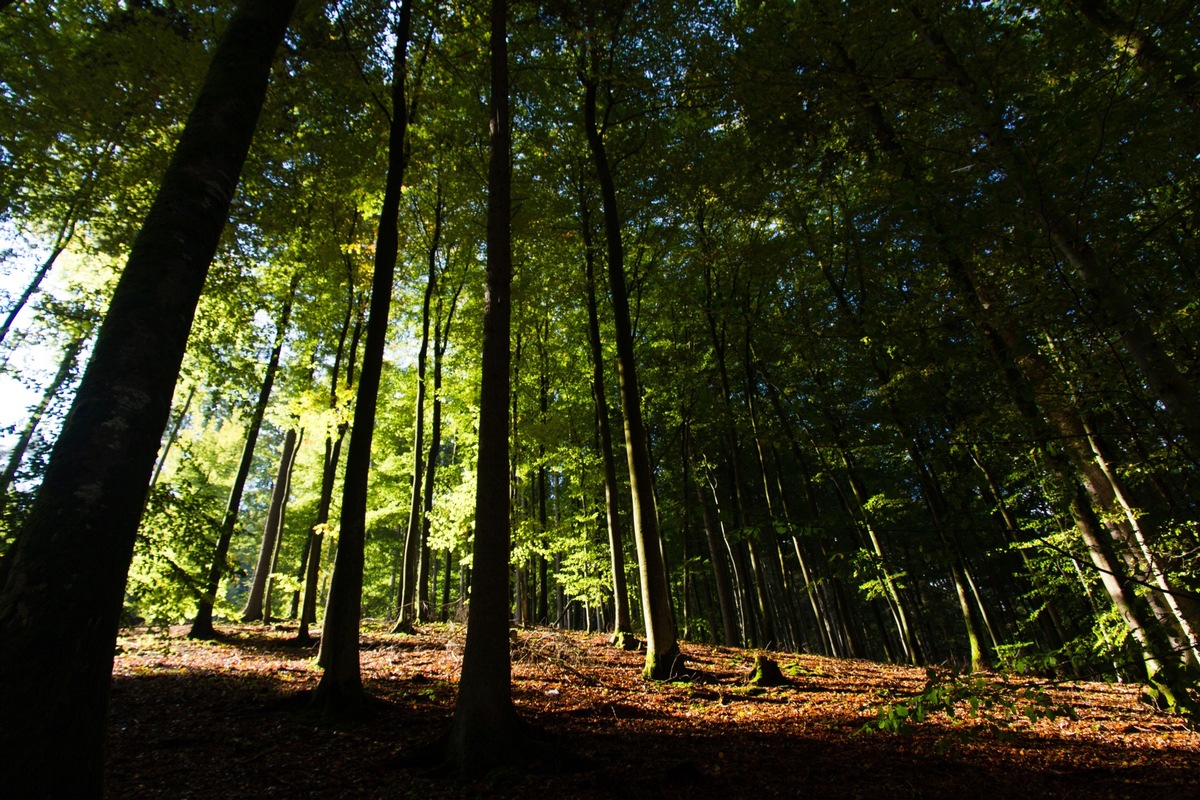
[442,0,530,773]
[313,0,416,718]
[0,0,298,795]
[4,8,1200,787]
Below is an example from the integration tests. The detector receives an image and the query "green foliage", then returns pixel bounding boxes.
[126,482,229,625]
[992,642,1062,677]
[850,548,906,602]
[862,667,1077,742]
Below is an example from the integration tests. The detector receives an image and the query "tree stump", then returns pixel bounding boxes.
[746,654,788,687]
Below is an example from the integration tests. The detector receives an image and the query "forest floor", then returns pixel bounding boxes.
[107,623,1200,799]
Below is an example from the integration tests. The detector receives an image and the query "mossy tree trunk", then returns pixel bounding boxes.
[581,67,680,681]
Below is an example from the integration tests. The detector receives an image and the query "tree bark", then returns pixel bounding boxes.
[444,0,529,773]
[686,432,738,647]
[0,1,296,794]
[394,188,442,633]
[190,271,299,639]
[241,427,299,622]
[293,262,359,633]
[578,183,633,641]
[150,385,196,487]
[263,428,301,622]
[313,0,414,717]
[582,71,681,680]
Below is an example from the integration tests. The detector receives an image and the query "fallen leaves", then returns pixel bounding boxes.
[105,623,1200,799]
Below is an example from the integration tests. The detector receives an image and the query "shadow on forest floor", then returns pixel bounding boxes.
[106,624,1200,799]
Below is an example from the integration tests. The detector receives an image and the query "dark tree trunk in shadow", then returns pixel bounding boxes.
[578,179,633,642]
[312,0,414,718]
[0,1,297,794]
[442,0,532,774]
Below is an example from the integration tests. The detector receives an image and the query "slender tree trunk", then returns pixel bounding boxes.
[0,1,296,793]
[0,200,86,345]
[313,2,414,716]
[582,72,680,679]
[0,327,90,498]
[0,327,91,592]
[440,548,452,621]
[419,272,462,623]
[263,428,302,623]
[579,186,633,642]
[293,274,358,631]
[971,449,1071,649]
[395,189,442,633]
[150,385,196,487]
[190,272,299,639]
[445,0,529,772]
[241,427,299,622]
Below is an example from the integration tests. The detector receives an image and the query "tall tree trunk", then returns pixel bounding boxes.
[582,73,681,680]
[536,324,550,625]
[0,1,296,794]
[313,0,414,717]
[293,268,359,634]
[444,0,528,772]
[394,187,442,634]
[263,428,302,623]
[190,272,299,639]
[241,427,299,622]
[417,268,461,623]
[579,183,633,643]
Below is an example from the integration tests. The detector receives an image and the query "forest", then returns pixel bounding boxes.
[2,0,1200,796]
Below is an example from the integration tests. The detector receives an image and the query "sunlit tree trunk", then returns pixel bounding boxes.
[263,428,301,622]
[241,427,299,622]
[150,385,195,487]
[190,272,298,639]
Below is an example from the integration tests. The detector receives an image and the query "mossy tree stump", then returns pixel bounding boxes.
[746,654,788,687]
